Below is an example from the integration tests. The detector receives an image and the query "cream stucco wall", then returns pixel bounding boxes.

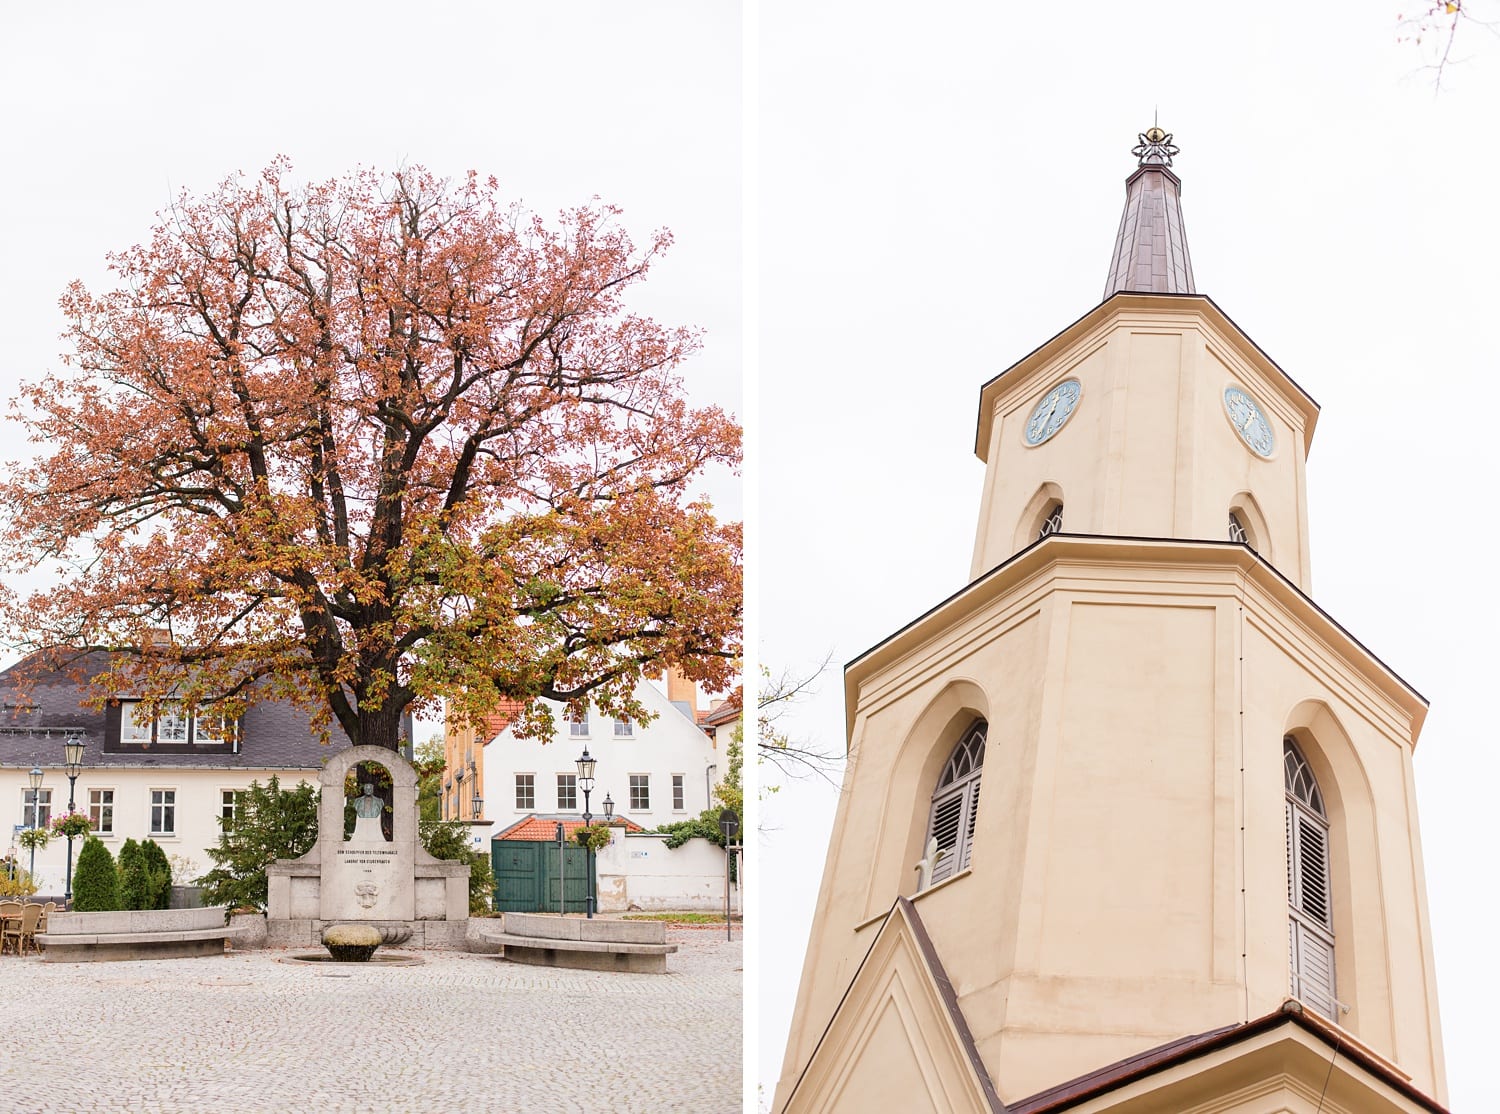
[2,766,321,894]
[970,295,1318,591]
[775,539,1444,1110]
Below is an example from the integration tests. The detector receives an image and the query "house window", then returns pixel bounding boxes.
[614,717,633,737]
[569,711,589,737]
[672,774,685,811]
[515,774,535,810]
[629,774,650,811]
[121,701,235,746]
[557,774,578,811]
[150,789,177,836]
[1038,503,1064,539]
[220,789,237,829]
[1286,737,1337,1019]
[89,789,115,836]
[1229,512,1249,544]
[923,721,986,889]
[22,788,53,829]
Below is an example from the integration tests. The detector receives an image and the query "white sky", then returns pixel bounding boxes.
[3,2,1499,1111]
[758,2,1500,1111]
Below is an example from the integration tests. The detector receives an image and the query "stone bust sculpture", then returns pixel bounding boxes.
[349,782,388,842]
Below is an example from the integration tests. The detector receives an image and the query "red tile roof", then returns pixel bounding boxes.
[494,814,646,841]
[481,699,527,742]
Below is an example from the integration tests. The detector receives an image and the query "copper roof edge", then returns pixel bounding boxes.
[1007,1001,1450,1114]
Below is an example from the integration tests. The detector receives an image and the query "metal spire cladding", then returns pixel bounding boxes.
[1103,125,1197,299]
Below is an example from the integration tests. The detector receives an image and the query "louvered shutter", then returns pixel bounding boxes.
[1291,921,1338,1019]
[922,722,987,890]
[928,790,965,884]
[960,777,981,872]
[1284,738,1336,1018]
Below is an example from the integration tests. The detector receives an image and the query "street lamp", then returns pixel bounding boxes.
[603,793,613,822]
[27,766,43,883]
[63,736,85,903]
[471,791,483,819]
[576,746,596,919]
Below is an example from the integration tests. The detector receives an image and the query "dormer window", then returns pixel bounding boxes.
[121,701,235,747]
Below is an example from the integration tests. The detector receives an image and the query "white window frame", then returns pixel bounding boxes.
[515,773,535,811]
[672,774,685,812]
[568,711,589,737]
[150,788,177,837]
[557,774,578,811]
[89,788,115,836]
[22,787,53,829]
[220,789,237,828]
[629,773,650,812]
[614,717,633,737]
[924,722,986,888]
[121,700,235,746]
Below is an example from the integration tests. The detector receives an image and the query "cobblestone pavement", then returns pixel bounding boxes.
[0,929,741,1113]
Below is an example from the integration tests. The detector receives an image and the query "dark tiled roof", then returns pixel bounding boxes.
[1103,165,1196,299]
[0,650,352,771]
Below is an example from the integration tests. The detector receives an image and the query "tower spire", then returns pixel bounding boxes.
[1103,123,1196,298]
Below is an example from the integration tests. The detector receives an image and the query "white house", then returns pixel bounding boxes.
[473,675,729,832]
[446,673,739,911]
[0,651,354,896]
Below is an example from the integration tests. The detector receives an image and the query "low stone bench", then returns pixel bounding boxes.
[480,911,678,973]
[38,905,231,963]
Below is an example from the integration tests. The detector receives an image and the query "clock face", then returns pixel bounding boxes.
[1223,386,1274,458]
[1024,379,1082,446]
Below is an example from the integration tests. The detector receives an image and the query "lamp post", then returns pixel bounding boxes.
[27,766,43,883]
[471,791,483,820]
[63,736,85,903]
[576,746,596,919]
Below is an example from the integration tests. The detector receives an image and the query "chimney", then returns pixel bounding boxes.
[666,667,698,722]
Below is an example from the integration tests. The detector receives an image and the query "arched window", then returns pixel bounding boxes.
[1038,503,1063,540]
[1228,512,1248,544]
[1285,737,1337,1018]
[926,721,985,886]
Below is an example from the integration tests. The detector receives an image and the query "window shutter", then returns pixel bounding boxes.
[1293,814,1332,928]
[928,791,965,884]
[1291,921,1338,1019]
[1284,737,1336,1018]
[960,777,982,871]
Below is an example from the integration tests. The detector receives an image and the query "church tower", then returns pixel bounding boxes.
[773,129,1448,1114]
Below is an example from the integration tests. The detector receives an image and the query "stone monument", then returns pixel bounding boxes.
[266,744,470,947]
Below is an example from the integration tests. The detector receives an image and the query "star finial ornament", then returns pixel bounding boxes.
[1131,124,1179,168]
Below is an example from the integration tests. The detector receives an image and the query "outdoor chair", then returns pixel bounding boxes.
[2,903,41,958]
[0,901,21,955]
[35,901,55,946]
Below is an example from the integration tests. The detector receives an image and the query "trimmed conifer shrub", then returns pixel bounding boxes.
[117,838,147,910]
[71,836,119,911]
[141,839,173,909]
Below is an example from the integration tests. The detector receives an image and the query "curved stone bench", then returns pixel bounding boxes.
[38,905,231,963]
[479,911,678,973]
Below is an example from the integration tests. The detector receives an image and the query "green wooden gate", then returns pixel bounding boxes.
[492,838,591,913]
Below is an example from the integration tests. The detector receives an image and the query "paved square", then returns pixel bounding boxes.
[0,929,741,1113]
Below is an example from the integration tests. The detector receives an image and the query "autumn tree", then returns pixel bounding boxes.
[0,161,741,750]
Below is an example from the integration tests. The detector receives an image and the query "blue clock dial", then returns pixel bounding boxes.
[1024,379,1082,446]
[1223,386,1274,458]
